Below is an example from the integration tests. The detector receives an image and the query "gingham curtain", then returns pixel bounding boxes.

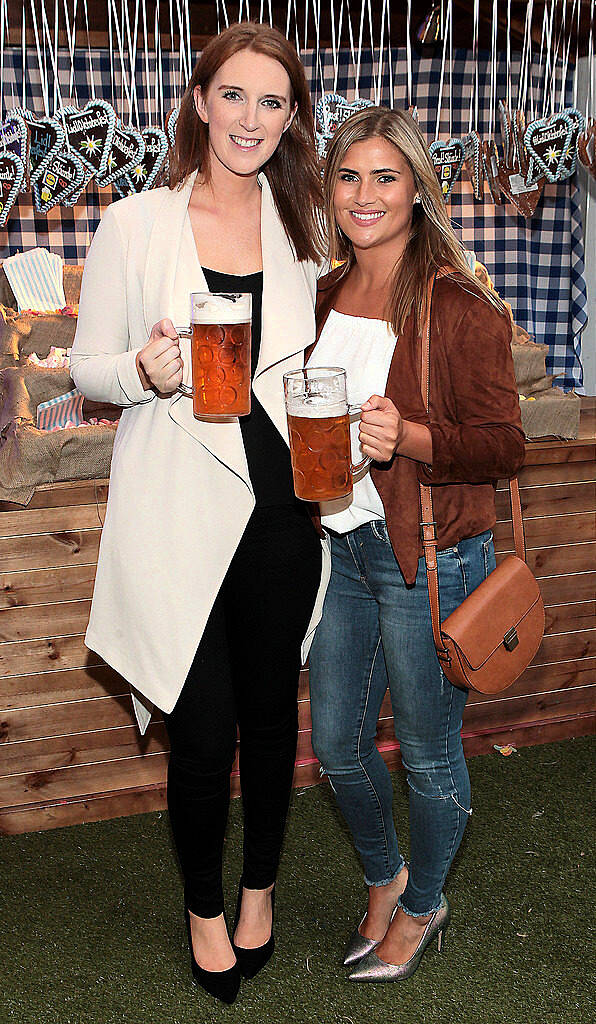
[0,45,587,389]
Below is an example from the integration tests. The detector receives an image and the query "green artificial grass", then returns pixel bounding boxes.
[1,737,594,1024]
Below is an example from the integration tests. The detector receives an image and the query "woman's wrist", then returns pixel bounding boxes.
[136,351,153,392]
[395,420,433,464]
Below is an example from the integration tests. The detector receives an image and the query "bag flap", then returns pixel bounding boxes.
[440,555,543,670]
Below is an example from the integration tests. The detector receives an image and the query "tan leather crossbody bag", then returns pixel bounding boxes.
[419,274,545,694]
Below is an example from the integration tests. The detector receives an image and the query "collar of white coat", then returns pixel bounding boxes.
[142,169,316,488]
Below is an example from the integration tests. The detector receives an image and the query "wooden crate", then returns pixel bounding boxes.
[1,402,595,834]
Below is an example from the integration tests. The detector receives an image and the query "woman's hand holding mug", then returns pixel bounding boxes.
[359,395,403,462]
[136,319,183,394]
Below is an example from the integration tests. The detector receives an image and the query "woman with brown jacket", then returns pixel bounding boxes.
[307,107,525,982]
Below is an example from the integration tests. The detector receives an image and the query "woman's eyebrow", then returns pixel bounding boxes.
[218,84,287,102]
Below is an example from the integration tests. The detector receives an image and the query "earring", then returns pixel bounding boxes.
[414,194,422,204]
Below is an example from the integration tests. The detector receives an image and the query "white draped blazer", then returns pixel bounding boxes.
[70,171,330,732]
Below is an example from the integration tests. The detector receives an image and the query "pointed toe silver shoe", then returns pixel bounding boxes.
[349,894,451,982]
[343,905,399,967]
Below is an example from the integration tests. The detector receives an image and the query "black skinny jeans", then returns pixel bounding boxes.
[163,505,322,918]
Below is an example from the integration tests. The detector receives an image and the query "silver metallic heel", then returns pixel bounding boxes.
[349,894,451,983]
[437,927,445,953]
[343,905,399,967]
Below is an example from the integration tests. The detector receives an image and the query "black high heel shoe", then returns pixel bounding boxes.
[184,906,241,1005]
[232,877,275,979]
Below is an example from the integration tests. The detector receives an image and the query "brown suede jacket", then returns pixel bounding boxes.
[310,265,526,585]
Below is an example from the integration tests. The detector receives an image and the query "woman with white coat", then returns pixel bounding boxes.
[70,22,328,1005]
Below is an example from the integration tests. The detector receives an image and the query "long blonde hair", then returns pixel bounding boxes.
[323,107,503,333]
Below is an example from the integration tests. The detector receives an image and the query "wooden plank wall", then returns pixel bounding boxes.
[1,404,594,834]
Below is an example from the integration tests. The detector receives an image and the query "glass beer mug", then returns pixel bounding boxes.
[176,292,252,420]
[283,367,371,502]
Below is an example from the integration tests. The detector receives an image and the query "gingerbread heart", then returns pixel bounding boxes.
[496,103,545,218]
[578,119,596,180]
[165,107,179,150]
[429,139,465,200]
[21,110,65,186]
[112,175,136,199]
[62,168,93,208]
[315,93,375,161]
[463,130,483,200]
[0,151,26,227]
[1,110,30,190]
[524,108,584,184]
[32,149,86,213]
[482,139,502,204]
[96,121,145,187]
[124,126,169,193]
[59,100,117,179]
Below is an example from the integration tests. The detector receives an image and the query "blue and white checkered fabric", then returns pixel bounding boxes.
[0,44,587,389]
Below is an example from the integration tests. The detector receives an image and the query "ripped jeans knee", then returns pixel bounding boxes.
[404,762,472,816]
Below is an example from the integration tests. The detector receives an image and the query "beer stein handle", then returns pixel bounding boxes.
[174,326,193,397]
[348,403,372,475]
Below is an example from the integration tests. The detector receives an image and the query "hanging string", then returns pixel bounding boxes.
[1,0,6,137]
[488,0,497,140]
[375,0,388,107]
[406,0,412,110]
[312,0,326,105]
[587,0,595,124]
[107,0,115,110]
[82,0,95,99]
[344,0,357,67]
[386,0,393,109]
[572,0,581,110]
[141,0,150,126]
[155,0,163,127]
[448,0,452,138]
[29,0,49,115]
[467,0,479,132]
[560,0,578,111]
[109,0,134,125]
[184,0,191,81]
[63,0,78,106]
[435,0,452,141]
[22,1,26,108]
[39,0,70,147]
[506,0,511,113]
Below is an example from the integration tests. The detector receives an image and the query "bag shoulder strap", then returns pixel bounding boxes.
[418,271,527,657]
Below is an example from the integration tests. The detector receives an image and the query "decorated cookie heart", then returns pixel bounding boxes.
[62,167,94,208]
[482,139,502,204]
[32,149,86,213]
[463,130,483,200]
[429,138,465,200]
[578,118,596,180]
[496,104,545,218]
[0,151,25,227]
[112,175,136,199]
[498,101,515,167]
[59,100,117,178]
[315,93,375,161]
[124,126,169,192]
[1,110,30,190]
[21,110,65,186]
[524,108,584,184]
[95,122,145,187]
[165,107,179,150]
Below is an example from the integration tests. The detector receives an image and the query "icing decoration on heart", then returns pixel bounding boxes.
[21,110,65,186]
[95,122,145,187]
[112,175,136,199]
[1,110,30,190]
[524,108,585,184]
[462,130,483,200]
[32,149,86,213]
[165,107,179,150]
[482,139,502,204]
[578,118,596,180]
[315,94,375,161]
[496,103,545,219]
[429,139,465,200]
[62,168,94,208]
[59,100,117,179]
[127,126,169,192]
[0,151,26,227]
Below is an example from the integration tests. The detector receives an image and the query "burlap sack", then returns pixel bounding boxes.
[0,308,78,366]
[511,342,550,393]
[519,388,581,440]
[0,364,117,504]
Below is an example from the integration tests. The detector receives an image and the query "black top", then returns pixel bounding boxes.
[201,267,297,507]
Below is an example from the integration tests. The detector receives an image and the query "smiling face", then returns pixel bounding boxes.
[333,136,418,255]
[194,48,296,180]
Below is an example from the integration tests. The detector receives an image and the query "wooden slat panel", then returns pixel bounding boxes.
[498,462,596,487]
[0,600,92,643]
[0,722,168,777]
[0,664,126,711]
[467,657,596,703]
[495,542,596,577]
[543,602,596,635]
[0,563,97,609]
[0,633,100,676]
[522,440,595,468]
[531,629,596,667]
[462,686,596,731]
[462,714,596,755]
[0,504,106,538]
[0,480,109,512]
[0,529,101,572]
[493,511,594,548]
[0,782,166,835]
[0,751,169,809]
[538,573,595,607]
[495,481,595,519]
[0,693,138,744]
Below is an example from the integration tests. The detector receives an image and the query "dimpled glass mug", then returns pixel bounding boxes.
[283,367,371,501]
[176,292,252,420]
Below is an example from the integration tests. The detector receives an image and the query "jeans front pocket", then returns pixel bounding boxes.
[370,519,392,545]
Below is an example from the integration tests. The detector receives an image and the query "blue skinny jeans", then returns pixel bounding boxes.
[308,521,495,916]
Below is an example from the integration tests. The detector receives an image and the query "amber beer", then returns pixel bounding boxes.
[284,367,371,503]
[177,292,252,419]
[287,410,352,501]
